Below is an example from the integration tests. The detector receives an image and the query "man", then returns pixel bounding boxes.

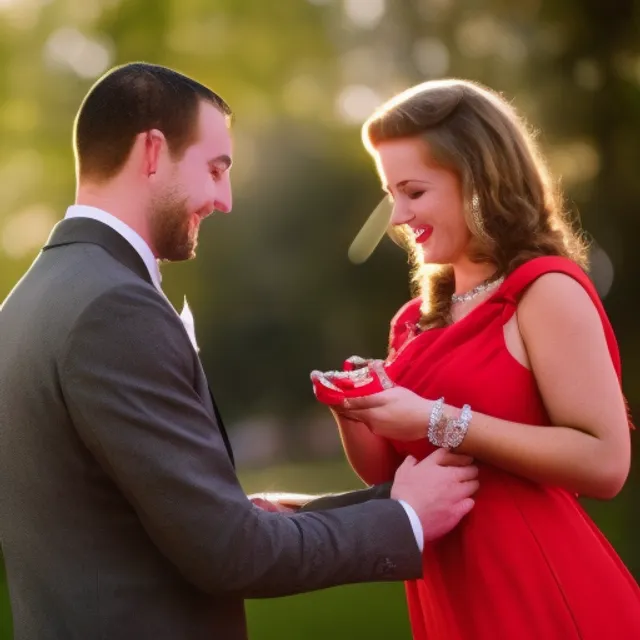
[0,63,478,640]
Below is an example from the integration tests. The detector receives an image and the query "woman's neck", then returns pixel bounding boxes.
[452,259,498,296]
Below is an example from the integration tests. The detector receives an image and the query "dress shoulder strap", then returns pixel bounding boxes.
[497,256,593,304]
[496,256,621,380]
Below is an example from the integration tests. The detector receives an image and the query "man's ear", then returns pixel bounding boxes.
[142,129,166,177]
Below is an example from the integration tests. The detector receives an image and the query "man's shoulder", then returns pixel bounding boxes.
[42,242,157,309]
[61,242,149,288]
[27,242,170,339]
[2,243,149,327]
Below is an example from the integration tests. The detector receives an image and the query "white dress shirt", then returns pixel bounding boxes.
[63,204,424,551]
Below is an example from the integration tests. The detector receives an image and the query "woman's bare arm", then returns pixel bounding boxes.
[341,273,631,499]
[332,409,402,486]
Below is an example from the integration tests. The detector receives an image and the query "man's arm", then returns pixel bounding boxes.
[59,284,422,598]
[254,485,424,551]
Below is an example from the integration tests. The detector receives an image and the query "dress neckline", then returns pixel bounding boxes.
[389,279,508,363]
[426,276,508,332]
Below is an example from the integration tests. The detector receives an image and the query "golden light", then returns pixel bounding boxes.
[336,84,381,125]
[2,204,56,260]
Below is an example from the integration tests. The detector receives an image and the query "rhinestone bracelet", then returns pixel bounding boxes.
[427,401,473,449]
[427,397,446,445]
[446,404,472,449]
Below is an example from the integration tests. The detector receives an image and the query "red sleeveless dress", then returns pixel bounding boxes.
[385,256,640,640]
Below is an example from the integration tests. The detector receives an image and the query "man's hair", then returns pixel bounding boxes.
[73,62,232,182]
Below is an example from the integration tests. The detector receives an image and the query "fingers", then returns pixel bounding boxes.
[448,477,480,503]
[450,465,479,483]
[343,393,384,411]
[442,498,476,534]
[397,455,417,471]
[459,479,480,498]
[251,498,278,512]
[454,497,475,519]
[252,498,295,513]
[431,448,474,466]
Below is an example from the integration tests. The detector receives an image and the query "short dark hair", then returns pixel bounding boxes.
[73,62,232,182]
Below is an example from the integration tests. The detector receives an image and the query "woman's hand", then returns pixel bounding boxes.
[336,386,435,442]
[248,495,296,513]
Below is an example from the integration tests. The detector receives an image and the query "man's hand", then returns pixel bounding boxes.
[391,448,479,542]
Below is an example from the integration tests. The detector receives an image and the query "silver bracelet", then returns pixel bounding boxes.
[446,404,472,449]
[427,397,445,444]
[427,402,472,449]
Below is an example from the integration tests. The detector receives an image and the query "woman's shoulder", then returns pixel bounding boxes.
[513,258,621,378]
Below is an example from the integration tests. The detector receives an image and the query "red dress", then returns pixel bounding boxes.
[384,256,640,639]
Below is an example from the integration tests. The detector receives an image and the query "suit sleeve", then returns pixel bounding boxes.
[58,284,421,597]
[298,483,392,512]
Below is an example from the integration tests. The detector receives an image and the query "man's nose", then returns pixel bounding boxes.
[213,180,232,214]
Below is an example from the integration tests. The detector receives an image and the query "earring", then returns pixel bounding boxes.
[470,191,490,243]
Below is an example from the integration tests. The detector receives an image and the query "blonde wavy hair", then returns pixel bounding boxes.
[362,79,589,329]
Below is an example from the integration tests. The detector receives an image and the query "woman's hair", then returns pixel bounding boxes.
[362,79,588,329]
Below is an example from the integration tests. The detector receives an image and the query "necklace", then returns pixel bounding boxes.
[451,275,505,304]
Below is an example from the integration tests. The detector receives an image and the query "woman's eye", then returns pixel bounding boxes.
[408,191,424,200]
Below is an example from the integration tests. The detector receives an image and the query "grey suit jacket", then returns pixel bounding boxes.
[0,218,421,640]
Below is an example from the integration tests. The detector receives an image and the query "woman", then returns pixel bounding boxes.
[311,79,640,639]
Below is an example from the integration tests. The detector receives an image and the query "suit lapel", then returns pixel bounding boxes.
[43,217,236,467]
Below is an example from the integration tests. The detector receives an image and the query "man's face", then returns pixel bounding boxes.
[150,101,232,262]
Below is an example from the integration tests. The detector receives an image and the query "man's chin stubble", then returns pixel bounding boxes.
[161,240,197,262]
[154,218,198,262]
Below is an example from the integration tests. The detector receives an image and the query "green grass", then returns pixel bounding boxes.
[245,584,410,640]
[0,561,10,640]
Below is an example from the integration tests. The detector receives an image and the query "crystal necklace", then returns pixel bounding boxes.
[451,275,505,304]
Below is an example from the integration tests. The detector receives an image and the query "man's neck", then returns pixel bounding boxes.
[75,183,153,253]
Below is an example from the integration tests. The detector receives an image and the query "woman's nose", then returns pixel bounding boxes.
[390,201,414,227]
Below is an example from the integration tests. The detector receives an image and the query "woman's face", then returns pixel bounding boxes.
[374,136,471,265]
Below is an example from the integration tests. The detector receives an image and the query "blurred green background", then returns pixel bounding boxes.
[1,0,639,638]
